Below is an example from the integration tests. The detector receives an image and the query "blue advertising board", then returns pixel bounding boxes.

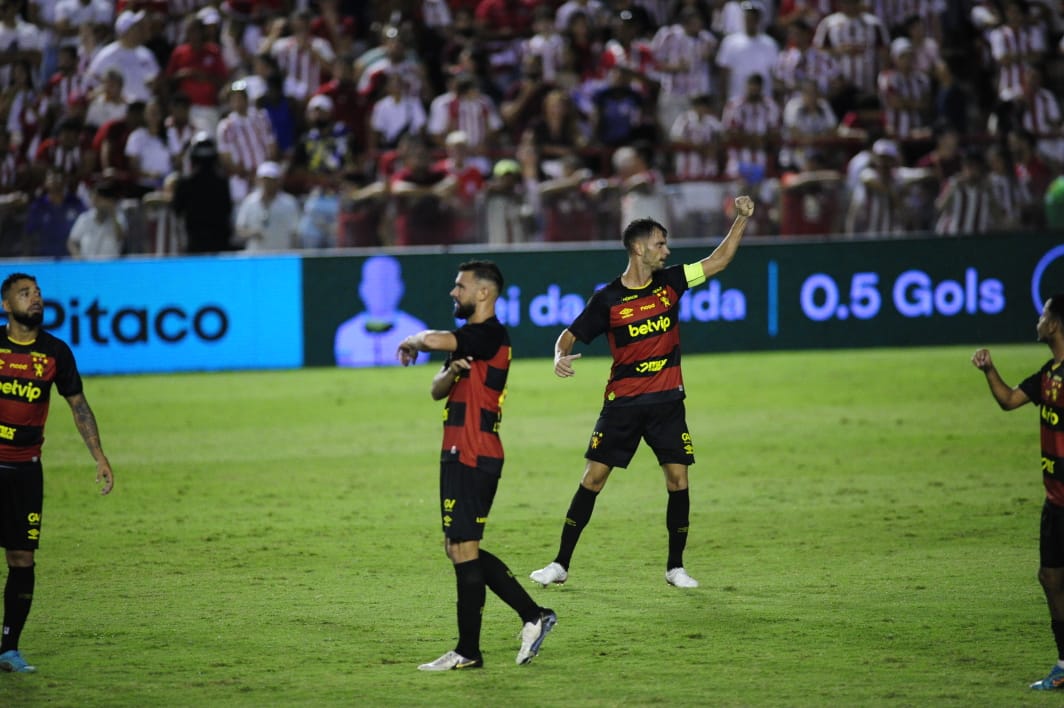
[3,257,303,375]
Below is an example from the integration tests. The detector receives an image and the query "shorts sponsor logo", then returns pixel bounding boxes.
[0,424,15,440]
[682,432,694,455]
[1044,457,1056,475]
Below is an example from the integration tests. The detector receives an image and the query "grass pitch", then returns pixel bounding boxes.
[0,344,1057,707]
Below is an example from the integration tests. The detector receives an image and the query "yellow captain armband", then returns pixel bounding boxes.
[683,262,707,288]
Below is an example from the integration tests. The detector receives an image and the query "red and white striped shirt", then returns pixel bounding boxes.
[600,38,656,82]
[935,177,994,234]
[989,24,1046,100]
[774,45,839,98]
[650,24,717,97]
[722,94,780,175]
[216,107,276,172]
[34,139,83,179]
[1020,87,1062,137]
[270,35,336,101]
[877,68,931,138]
[669,109,722,179]
[813,11,890,94]
[44,71,83,112]
[442,95,503,151]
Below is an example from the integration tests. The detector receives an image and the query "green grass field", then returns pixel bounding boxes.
[0,343,1057,707]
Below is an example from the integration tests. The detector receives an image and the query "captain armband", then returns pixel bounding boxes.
[683,262,707,288]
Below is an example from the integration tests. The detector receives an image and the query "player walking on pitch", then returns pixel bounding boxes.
[0,273,115,674]
[530,196,755,589]
[398,261,556,671]
[973,294,1064,690]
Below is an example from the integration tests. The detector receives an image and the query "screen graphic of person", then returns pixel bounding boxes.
[334,255,429,367]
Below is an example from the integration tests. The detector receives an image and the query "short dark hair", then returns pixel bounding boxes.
[459,260,504,292]
[1,273,36,301]
[1048,294,1064,323]
[622,218,667,252]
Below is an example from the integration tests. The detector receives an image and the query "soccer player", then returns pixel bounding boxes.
[397,261,556,671]
[0,273,115,673]
[530,196,755,590]
[973,295,1064,690]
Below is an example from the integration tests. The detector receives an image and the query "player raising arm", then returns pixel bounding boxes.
[533,196,754,590]
[973,294,1064,691]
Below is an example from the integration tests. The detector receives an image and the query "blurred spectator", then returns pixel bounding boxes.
[845,137,905,235]
[262,9,335,103]
[600,9,658,97]
[780,79,836,172]
[41,45,82,126]
[1014,65,1063,169]
[934,149,999,234]
[54,0,113,52]
[315,54,364,140]
[555,0,608,33]
[779,149,843,237]
[610,142,670,231]
[716,1,779,102]
[986,142,1031,229]
[902,13,940,74]
[474,0,538,99]
[434,130,484,243]
[84,68,126,130]
[526,88,588,178]
[166,15,228,135]
[776,0,833,33]
[216,79,277,202]
[525,5,566,83]
[669,92,722,179]
[877,37,932,141]
[93,98,143,191]
[257,71,301,158]
[171,132,233,253]
[482,156,533,244]
[932,59,971,136]
[369,71,427,151]
[651,6,718,134]
[23,169,85,258]
[125,97,170,193]
[592,66,654,148]
[500,54,555,146]
[234,160,300,251]
[67,178,125,258]
[86,10,160,103]
[988,0,1047,104]
[722,72,780,178]
[141,8,173,79]
[292,94,354,248]
[915,124,961,184]
[164,92,195,171]
[33,115,90,192]
[220,4,261,79]
[356,24,426,105]
[389,137,454,246]
[813,0,890,110]
[537,152,597,241]
[1008,128,1054,221]
[773,18,838,102]
[0,1,44,85]
[560,9,603,82]
[1,59,41,157]
[431,72,502,173]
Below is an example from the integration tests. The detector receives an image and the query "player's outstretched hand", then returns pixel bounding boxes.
[397,336,422,366]
[555,353,582,378]
[735,195,754,218]
[972,348,993,372]
[96,457,114,496]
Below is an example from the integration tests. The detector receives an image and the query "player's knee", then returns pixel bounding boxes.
[5,550,34,568]
[1039,566,1064,591]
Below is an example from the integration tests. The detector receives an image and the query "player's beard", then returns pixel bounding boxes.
[11,310,42,327]
[453,300,475,319]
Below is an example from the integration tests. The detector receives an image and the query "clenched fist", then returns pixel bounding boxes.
[735,195,754,218]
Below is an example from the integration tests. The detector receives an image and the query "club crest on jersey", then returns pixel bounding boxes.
[654,286,671,308]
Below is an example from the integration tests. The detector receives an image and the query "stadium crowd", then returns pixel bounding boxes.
[0,0,1062,257]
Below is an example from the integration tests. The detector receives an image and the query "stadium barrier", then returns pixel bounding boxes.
[12,232,1061,375]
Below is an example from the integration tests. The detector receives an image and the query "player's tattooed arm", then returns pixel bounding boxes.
[66,392,115,494]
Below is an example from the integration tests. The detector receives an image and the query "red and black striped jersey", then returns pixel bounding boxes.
[570,264,703,408]
[441,317,510,474]
[0,329,82,462]
[1021,360,1064,507]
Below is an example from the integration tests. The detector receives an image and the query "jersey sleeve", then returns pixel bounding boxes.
[52,337,84,398]
[568,290,610,344]
[1020,366,1047,404]
[453,321,505,361]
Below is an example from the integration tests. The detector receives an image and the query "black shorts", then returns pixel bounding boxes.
[584,400,695,469]
[1042,500,1064,567]
[0,459,43,551]
[439,459,501,541]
